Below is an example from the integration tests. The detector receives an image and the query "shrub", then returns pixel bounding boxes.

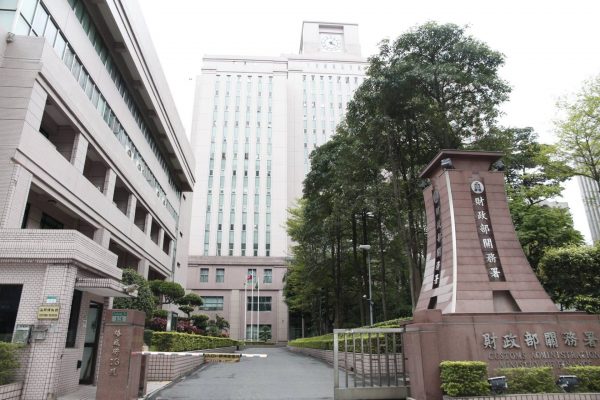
[152,332,240,352]
[143,329,154,346]
[0,342,20,385]
[148,317,167,332]
[440,361,490,397]
[176,319,201,334]
[564,366,600,392]
[191,314,209,330]
[497,367,559,393]
[152,309,168,319]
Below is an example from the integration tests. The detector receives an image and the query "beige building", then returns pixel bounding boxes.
[0,0,194,398]
[188,22,366,341]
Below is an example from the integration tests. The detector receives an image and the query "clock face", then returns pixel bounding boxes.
[320,34,343,52]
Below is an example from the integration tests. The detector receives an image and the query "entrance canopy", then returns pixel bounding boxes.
[75,278,138,298]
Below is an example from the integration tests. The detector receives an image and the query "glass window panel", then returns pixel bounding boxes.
[200,268,209,282]
[31,4,47,36]
[71,59,81,80]
[0,10,15,30]
[14,15,29,35]
[20,0,36,23]
[53,32,66,57]
[0,0,17,8]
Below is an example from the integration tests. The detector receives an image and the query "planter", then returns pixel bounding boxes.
[0,382,23,400]
[443,394,600,400]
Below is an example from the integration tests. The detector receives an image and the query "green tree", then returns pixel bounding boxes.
[538,245,600,312]
[556,75,600,190]
[113,268,155,318]
[149,280,185,306]
[175,293,203,318]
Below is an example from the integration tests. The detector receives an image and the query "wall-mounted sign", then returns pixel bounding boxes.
[38,305,60,320]
[46,295,57,304]
[470,180,505,281]
[111,311,128,323]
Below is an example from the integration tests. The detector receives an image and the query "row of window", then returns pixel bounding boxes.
[17,0,179,220]
[196,295,273,312]
[199,268,273,284]
[65,0,180,198]
[301,63,366,71]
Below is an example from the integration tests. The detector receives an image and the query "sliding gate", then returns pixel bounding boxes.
[333,328,409,400]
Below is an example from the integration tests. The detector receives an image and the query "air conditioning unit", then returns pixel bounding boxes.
[156,188,161,198]
[136,160,144,172]
[125,146,134,160]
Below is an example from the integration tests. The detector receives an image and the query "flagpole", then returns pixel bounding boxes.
[257,275,260,341]
[250,271,254,341]
[243,280,247,341]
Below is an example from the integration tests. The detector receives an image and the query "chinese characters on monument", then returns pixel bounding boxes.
[470,180,505,281]
[481,329,600,368]
[432,190,442,289]
[108,328,122,376]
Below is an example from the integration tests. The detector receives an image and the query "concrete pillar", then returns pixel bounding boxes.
[94,227,111,248]
[103,168,116,200]
[0,164,32,228]
[144,213,152,236]
[126,194,137,223]
[21,264,77,400]
[70,132,89,173]
[168,240,175,257]
[137,259,150,279]
[158,228,165,250]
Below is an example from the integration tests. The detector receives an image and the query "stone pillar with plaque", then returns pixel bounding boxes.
[96,309,145,400]
[403,150,600,400]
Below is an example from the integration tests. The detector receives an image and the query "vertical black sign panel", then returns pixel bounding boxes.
[432,190,442,289]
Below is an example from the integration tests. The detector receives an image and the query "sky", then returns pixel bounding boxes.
[138,0,600,241]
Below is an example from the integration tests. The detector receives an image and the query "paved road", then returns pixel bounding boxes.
[152,347,334,400]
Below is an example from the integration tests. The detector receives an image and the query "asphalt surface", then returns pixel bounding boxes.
[152,347,334,400]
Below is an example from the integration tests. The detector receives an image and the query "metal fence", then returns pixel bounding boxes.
[333,328,409,400]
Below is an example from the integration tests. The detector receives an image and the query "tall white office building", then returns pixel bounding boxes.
[578,176,600,242]
[187,22,367,341]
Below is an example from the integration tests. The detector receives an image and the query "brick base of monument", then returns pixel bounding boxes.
[405,310,600,400]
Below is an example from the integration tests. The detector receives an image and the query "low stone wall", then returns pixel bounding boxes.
[146,346,237,381]
[443,394,600,400]
[0,382,23,400]
[287,346,404,376]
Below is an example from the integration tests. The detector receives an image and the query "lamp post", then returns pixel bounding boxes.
[359,244,373,326]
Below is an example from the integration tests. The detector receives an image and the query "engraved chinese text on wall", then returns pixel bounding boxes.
[470,180,505,281]
[432,190,442,289]
[108,328,122,376]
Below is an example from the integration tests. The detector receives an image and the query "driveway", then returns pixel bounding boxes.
[151,347,334,400]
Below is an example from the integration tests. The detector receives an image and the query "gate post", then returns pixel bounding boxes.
[96,309,145,400]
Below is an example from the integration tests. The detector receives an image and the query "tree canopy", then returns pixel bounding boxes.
[285,22,511,335]
[113,268,155,318]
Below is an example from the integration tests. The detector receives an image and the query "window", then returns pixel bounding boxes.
[0,285,23,342]
[247,296,271,311]
[200,268,209,282]
[263,269,272,283]
[247,268,257,283]
[65,290,82,347]
[200,296,224,311]
[216,268,224,283]
[246,324,271,341]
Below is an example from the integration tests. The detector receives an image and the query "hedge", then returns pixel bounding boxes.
[563,366,600,392]
[288,317,411,351]
[152,331,240,352]
[0,342,20,385]
[440,361,490,397]
[496,367,560,394]
[143,329,154,346]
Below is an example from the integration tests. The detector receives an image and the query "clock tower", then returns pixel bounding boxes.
[299,21,362,57]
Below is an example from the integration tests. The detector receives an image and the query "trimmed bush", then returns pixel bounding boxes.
[143,329,154,346]
[440,361,490,397]
[152,309,169,319]
[497,367,559,394]
[152,331,240,352]
[0,342,20,385]
[564,366,600,392]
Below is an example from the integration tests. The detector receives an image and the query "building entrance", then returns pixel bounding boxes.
[79,302,103,384]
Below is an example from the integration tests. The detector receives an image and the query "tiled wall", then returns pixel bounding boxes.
[0,383,23,400]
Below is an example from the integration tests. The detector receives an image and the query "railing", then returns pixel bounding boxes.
[333,328,409,400]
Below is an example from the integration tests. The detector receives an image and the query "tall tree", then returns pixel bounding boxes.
[556,75,600,190]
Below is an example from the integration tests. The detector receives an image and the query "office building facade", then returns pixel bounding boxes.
[578,176,600,242]
[188,22,366,341]
[0,0,194,398]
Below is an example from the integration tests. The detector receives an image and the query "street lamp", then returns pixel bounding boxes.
[358,244,373,326]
